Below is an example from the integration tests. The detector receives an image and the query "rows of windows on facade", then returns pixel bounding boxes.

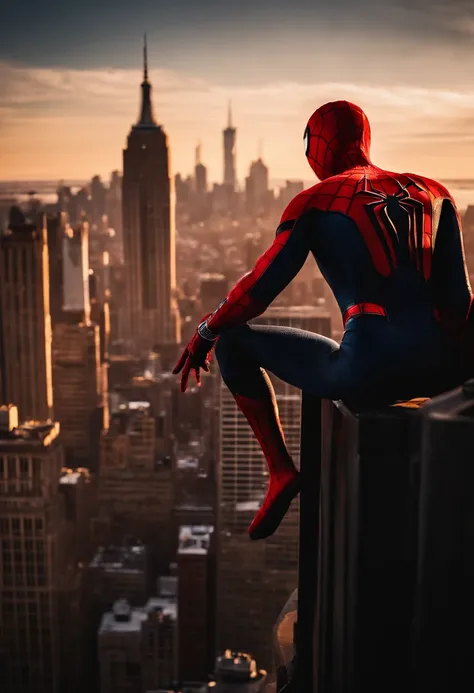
[1,39,473,693]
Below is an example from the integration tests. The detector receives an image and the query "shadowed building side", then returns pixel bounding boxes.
[0,213,53,421]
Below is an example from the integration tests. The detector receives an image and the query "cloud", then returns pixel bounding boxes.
[395,0,474,35]
[2,62,474,180]
[0,62,210,109]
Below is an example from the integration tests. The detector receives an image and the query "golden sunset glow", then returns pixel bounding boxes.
[2,61,474,183]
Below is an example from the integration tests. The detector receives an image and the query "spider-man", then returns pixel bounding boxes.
[174,100,474,540]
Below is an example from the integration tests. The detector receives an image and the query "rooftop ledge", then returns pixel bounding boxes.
[276,382,474,693]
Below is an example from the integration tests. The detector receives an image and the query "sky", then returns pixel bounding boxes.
[2,0,474,182]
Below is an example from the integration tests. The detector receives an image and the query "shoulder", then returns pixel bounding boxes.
[403,172,453,200]
[278,184,321,227]
[278,173,359,228]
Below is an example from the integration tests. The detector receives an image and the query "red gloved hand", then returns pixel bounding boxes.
[172,315,216,392]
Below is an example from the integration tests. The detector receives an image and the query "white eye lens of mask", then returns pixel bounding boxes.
[304,129,309,155]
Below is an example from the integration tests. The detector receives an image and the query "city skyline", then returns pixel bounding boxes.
[2,1,474,181]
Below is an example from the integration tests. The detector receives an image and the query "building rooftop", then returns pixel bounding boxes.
[235,501,261,513]
[145,597,177,622]
[99,599,145,634]
[127,400,151,410]
[99,596,177,635]
[157,575,178,598]
[0,419,60,449]
[59,467,91,484]
[177,455,200,470]
[59,471,81,484]
[175,503,213,512]
[199,272,227,282]
[109,354,141,363]
[89,543,147,573]
[213,651,266,684]
[179,525,214,555]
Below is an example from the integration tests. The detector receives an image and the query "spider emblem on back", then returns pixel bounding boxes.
[356,175,428,276]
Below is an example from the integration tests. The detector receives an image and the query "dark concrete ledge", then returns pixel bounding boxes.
[414,382,474,692]
[274,384,474,693]
[274,395,428,693]
[314,397,424,693]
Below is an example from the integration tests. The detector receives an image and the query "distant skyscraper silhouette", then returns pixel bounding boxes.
[223,101,237,192]
[195,143,208,198]
[0,212,53,421]
[122,36,180,351]
[245,157,269,216]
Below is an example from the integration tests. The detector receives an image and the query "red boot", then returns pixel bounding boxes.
[248,466,301,540]
[234,393,301,540]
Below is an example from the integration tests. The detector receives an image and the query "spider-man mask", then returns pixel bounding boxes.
[304,101,372,181]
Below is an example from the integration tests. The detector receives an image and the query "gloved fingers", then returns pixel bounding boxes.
[194,367,202,387]
[180,359,192,392]
[203,360,210,372]
[172,349,189,375]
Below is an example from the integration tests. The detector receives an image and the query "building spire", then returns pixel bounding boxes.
[143,33,148,82]
[136,35,157,128]
[227,100,233,128]
[195,141,202,166]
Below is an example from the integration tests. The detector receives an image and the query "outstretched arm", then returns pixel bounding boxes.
[173,194,314,392]
[201,215,312,337]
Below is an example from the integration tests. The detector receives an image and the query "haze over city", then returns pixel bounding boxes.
[2,0,474,181]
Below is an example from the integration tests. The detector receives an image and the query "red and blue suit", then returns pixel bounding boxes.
[174,100,474,540]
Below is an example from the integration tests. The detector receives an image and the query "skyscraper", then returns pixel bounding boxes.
[216,307,332,669]
[245,158,269,217]
[195,143,208,198]
[199,273,229,316]
[52,221,108,470]
[0,409,82,693]
[98,597,177,693]
[0,214,53,421]
[46,213,68,327]
[122,37,180,352]
[223,102,237,192]
[177,525,215,682]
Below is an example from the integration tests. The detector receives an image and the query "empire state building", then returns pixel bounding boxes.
[122,38,180,352]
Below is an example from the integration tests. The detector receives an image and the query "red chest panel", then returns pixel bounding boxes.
[280,168,450,280]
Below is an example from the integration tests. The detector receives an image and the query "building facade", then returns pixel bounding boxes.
[0,409,82,693]
[98,597,177,693]
[0,218,53,421]
[177,525,215,683]
[98,404,174,567]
